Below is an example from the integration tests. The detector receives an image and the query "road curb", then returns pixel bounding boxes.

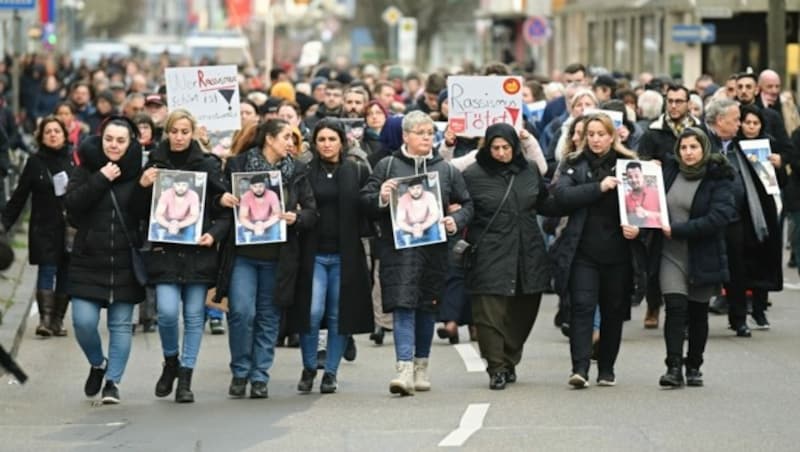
[0,226,35,368]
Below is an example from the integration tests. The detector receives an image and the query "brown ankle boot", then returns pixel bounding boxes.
[35,290,55,337]
[50,293,70,336]
[644,305,660,329]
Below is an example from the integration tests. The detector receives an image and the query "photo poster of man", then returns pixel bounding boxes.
[389,172,447,250]
[739,139,781,195]
[616,159,669,229]
[148,170,207,244]
[231,171,286,245]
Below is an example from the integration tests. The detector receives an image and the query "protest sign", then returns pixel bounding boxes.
[447,76,523,137]
[739,139,781,195]
[165,65,241,131]
[584,108,624,129]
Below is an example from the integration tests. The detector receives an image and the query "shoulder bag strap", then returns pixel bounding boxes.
[473,174,515,249]
[109,189,136,248]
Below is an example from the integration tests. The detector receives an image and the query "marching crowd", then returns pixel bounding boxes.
[0,52,797,404]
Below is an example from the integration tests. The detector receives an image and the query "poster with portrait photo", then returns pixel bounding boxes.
[389,172,447,250]
[231,171,286,245]
[739,139,781,195]
[148,170,207,244]
[616,159,669,229]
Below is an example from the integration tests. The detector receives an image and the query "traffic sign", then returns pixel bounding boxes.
[671,24,716,44]
[523,16,550,46]
[381,5,402,26]
[0,0,35,10]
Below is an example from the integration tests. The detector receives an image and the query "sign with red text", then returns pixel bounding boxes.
[447,76,523,137]
[165,65,241,131]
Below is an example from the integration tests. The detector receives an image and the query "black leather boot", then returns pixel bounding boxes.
[659,357,684,388]
[35,290,55,337]
[175,367,194,403]
[155,355,180,397]
[50,293,70,337]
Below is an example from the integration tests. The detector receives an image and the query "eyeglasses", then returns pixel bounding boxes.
[409,130,435,137]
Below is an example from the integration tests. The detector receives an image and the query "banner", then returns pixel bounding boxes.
[447,76,523,137]
[165,65,241,132]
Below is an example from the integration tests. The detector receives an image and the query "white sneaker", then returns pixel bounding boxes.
[569,373,589,389]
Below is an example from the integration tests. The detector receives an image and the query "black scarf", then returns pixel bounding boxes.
[583,148,617,181]
[244,147,296,182]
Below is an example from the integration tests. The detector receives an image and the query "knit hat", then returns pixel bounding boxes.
[437,89,448,110]
[311,76,328,93]
[270,81,296,103]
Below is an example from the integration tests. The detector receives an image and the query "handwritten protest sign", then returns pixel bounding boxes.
[447,76,523,137]
[165,65,241,131]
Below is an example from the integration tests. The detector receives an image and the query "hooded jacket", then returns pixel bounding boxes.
[65,135,145,304]
[462,123,559,296]
[360,146,473,312]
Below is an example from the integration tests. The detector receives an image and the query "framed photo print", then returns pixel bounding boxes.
[231,171,286,245]
[148,170,207,244]
[616,159,669,229]
[389,172,447,250]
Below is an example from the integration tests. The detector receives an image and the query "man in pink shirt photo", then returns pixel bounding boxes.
[393,174,443,248]
[152,172,201,242]
[623,161,662,228]
[237,173,282,243]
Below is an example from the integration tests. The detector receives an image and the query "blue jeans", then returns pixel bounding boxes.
[156,283,208,368]
[71,298,134,383]
[37,264,68,294]
[206,306,224,320]
[151,223,196,243]
[227,256,281,383]
[237,225,280,243]
[395,225,442,248]
[300,254,344,374]
[393,308,436,361]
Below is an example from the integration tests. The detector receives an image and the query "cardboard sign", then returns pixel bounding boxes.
[165,65,241,132]
[447,76,523,137]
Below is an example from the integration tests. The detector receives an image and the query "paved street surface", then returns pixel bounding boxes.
[2,272,800,451]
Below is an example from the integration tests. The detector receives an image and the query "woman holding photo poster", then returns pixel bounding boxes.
[551,112,645,389]
[289,118,373,394]
[360,111,472,396]
[137,109,230,403]
[217,119,317,399]
[653,128,736,387]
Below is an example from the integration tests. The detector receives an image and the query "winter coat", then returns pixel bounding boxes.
[139,140,231,285]
[704,127,783,291]
[289,158,373,335]
[638,114,701,164]
[214,151,318,307]
[65,135,145,305]
[360,148,473,312]
[647,158,736,286]
[549,148,647,299]
[462,124,559,296]
[2,144,74,265]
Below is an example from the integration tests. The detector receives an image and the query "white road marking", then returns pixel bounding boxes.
[438,403,490,447]
[453,343,485,373]
[29,301,38,318]
[783,282,800,290]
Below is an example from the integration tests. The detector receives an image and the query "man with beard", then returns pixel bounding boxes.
[342,87,368,118]
[394,175,442,247]
[639,84,700,164]
[304,81,345,130]
[238,174,282,242]
[624,161,662,227]
[153,173,201,242]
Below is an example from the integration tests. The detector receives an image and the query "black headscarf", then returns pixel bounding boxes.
[476,123,526,174]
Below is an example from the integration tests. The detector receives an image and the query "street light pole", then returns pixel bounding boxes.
[767,0,786,78]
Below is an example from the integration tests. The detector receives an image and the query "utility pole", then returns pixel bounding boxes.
[767,0,786,77]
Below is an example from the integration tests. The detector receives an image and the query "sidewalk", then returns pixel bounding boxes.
[0,224,36,367]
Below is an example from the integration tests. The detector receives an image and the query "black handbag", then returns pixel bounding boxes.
[453,175,515,269]
[109,190,147,286]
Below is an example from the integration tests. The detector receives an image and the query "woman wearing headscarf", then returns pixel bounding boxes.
[462,123,558,389]
[654,127,735,387]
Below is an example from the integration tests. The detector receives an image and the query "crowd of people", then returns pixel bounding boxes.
[0,51,797,403]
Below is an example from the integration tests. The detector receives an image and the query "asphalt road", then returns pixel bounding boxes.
[2,275,800,452]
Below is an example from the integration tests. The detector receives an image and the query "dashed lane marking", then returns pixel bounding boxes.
[453,343,485,373]
[438,403,490,447]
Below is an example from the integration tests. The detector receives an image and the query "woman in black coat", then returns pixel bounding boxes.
[289,118,372,394]
[654,128,735,388]
[2,117,74,337]
[137,109,230,403]
[65,117,145,404]
[462,123,558,390]
[216,119,317,399]
[551,112,644,389]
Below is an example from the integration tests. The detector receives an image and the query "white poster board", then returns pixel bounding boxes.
[584,108,624,129]
[231,171,287,245]
[616,159,669,229]
[739,139,781,195]
[165,65,241,132]
[447,76,524,137]
[148,170,207,244]
[389,172,447,249]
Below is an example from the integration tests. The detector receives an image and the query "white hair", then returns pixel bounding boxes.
[544,82,565,101]
[637,90,664,120]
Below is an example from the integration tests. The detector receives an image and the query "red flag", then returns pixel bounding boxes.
[226,0,253,27]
